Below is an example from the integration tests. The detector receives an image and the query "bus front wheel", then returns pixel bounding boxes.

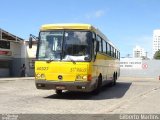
[92,75,102,95]
[112,73,116,85]
[55,90,62,95]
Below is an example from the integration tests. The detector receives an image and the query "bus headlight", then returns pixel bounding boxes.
[82,75,87,80]
[35,73,46,80]
[76,75,82,80]
[76,75,85,81]
[76,74,91,81]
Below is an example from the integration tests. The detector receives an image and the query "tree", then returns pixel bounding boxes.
[154,50,160,59]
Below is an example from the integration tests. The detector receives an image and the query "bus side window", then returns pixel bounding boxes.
[107,42,110,55]
[92,33,96,53]
[111,46,114,57]
[92,33,97,61]
[107,43,112,56]
[97,35,102,52]
[118,51,121,60]
[102,40,106,54]
[114,49,117,58]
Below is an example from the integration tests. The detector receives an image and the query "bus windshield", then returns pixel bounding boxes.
[38,31,92,61]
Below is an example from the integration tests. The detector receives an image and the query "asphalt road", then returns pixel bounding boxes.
[0,77,160,114]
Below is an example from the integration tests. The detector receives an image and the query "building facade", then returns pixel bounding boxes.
[133,45,146,58]
[153,29,160,57]
[24,41,37,77]
[0,28,24,77]
[0,28,38,77]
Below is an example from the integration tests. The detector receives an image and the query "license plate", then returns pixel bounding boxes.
[56,86,66,90]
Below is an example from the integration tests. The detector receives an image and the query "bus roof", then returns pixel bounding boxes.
[40,23,97,31]
[40,23,119,51]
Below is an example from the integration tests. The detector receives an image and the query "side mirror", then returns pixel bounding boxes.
[29,36,32,48]
[96,41,99,52]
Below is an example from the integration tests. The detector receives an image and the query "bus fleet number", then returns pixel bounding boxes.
[37,67,48,70]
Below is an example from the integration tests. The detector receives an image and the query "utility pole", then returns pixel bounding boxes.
[126,54,130,58]
[146,52,148,59]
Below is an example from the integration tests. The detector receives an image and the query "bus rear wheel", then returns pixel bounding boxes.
[55,90,62,95]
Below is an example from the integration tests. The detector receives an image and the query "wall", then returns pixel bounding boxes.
[10,42,22,77]
[120,59,160,78]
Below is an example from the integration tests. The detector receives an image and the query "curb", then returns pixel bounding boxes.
[0,77,34,81]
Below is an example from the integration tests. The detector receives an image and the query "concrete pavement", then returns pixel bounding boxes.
[0,77,34,81]
[0,77,160,114]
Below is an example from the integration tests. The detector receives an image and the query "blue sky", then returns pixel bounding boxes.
[1,0,160,57]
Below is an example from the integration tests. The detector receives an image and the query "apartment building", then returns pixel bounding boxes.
[133,45,146,58]
[153,29,160,57]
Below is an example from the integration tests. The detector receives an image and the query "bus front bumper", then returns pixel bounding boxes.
[35,80,96,92]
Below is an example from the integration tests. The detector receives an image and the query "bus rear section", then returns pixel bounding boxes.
[35,61,96,92]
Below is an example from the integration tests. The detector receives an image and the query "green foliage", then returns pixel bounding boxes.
[154,50,160,59]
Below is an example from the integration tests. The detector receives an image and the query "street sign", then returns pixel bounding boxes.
[142,63,148,69]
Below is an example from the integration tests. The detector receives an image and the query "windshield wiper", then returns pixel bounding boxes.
[46,56,55,63]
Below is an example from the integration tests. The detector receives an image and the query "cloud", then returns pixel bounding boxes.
[121,35,152,58]
[129,35,152,48]
[134,36,152,55]
[85,10,105,19]
[95,10,105,18]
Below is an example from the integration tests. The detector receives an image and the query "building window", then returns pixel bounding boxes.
[0,61,9,68]
[29,59,35,69]
[0,40,10,49]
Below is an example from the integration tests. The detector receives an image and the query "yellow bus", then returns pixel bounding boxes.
[29,23,120,95]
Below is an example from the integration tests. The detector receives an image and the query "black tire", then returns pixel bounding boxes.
[92,75,102,95]
[112,73,116,86]
[56,90,62,95]
[115,72,118,80]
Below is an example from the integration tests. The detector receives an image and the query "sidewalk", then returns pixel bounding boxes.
[0,77,34,81]
[119,76,159,81]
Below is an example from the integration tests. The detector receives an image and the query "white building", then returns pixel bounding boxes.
[153,29,160,57]
[0,28,37,77]
[133,45,146,58]
[24,41,37,77]
[0,28,24,77]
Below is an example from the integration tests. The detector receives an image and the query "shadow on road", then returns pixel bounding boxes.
[44,82,132,100]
